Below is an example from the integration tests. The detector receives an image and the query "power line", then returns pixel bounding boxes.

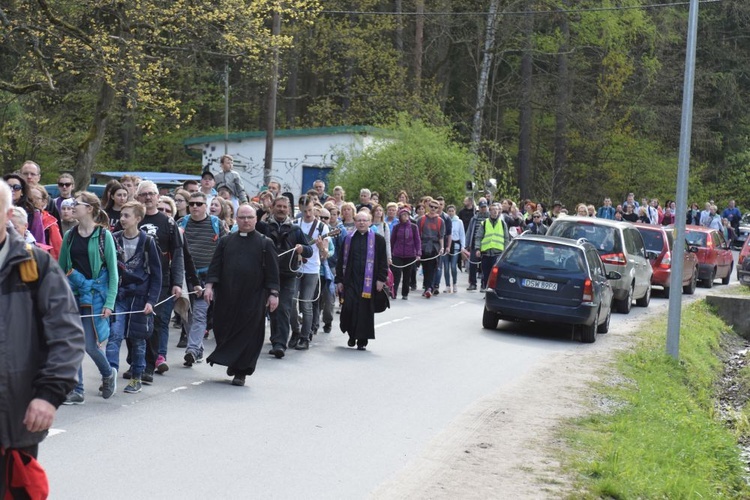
[317,0,722,17]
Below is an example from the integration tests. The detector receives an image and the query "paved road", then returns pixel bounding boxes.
[44,258,740,499]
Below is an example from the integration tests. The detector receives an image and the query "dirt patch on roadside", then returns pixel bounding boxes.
[372,317,645,499]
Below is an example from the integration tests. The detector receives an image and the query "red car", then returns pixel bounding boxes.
[683,225,734,288]
[635,224,699,297]
[737,236,750,286]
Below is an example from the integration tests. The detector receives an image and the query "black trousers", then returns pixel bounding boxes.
[391,258,415,297]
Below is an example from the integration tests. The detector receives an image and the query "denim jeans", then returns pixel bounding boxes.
[186,296,207,358]
[75,306,113,394]
[443,251,459,286]
[270,274,299,349]
[432,255,443,290]
[107,301,146,378]
[295,273,319,341]
[468,255,479,286]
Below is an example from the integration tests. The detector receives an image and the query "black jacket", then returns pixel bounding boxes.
[259,217,313,276]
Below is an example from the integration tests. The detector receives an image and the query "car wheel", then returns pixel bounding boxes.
[615,282,634,314]
[683,268,697,295]
[700,268,715,288]
[597,305,611,334]
[482,306,498,329]
[662,286,670,299]
[636,284,651,307]
[579,311,598,343]
[722,262,733,285]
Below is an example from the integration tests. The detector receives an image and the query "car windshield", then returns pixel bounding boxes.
[636,228,665,252]
[548,221,621,254]
[502,240,583,272]
[685,230,707,247]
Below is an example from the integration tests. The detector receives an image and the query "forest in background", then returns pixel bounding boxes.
[2,0,749,208]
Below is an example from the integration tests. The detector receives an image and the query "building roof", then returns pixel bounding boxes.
[183,125,377,148]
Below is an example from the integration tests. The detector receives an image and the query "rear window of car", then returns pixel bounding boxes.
[685,230,707,247]
[502,240,584,272]
[547,221,622,254]
[636,228,665,252]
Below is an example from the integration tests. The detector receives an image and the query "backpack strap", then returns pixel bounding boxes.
[19,243,39,283]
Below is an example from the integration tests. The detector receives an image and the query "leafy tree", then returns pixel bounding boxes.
[329,113,504,206]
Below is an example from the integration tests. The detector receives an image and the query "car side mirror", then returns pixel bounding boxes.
[605,271,622,280]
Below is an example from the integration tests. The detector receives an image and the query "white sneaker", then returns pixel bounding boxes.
[444,288,451,294]
[453,285,457,293]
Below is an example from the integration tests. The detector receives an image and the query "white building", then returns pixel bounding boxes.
[183,126,376,197]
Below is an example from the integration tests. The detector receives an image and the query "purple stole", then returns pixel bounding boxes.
[343,230,376,299]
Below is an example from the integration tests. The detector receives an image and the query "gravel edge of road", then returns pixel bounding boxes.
[371,315,644,499]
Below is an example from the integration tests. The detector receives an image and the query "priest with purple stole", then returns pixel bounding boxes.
[336,211,388,350]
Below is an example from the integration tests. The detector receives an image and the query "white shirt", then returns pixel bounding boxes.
[297,219,329,274]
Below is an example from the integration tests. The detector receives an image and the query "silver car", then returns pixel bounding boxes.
[547,217,653,313]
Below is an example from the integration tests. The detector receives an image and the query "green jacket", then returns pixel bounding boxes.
[58,226,119,311]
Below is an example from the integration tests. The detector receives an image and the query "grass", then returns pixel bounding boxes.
[562,301,750,499]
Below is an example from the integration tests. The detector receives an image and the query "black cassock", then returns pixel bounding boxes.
[206,231,279,376]
[336,230,388,340]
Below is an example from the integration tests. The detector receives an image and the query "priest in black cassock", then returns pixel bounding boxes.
[336,211,388,350]
[204,205,280,386]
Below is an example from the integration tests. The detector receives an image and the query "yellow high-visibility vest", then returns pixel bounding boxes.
[480,218,505,252]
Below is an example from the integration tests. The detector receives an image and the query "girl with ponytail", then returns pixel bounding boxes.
[58,191,120,404]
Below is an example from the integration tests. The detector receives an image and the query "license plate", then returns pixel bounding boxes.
[522,279,558,291]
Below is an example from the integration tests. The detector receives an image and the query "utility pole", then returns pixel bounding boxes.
[264,11,281,187]
[224,62,230,155]
[666,0,700,360]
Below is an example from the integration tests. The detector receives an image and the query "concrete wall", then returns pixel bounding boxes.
[705,294,750,339]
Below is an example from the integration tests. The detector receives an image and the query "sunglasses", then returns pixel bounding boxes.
[73,200,91,207]
[320,216,330,220]
[158,207,173,214]
[188,201,205,207]
[429,206,439,209]
[58,182,72,188]
[8,184,23,192]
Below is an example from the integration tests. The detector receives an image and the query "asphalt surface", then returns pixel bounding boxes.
[43,256,740,499]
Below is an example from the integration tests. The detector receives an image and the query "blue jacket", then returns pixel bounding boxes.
[67,268,113,343]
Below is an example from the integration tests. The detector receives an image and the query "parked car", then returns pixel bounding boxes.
[547,217,652,314]
[683,225,734,288]
[482,235,619,343]
[733,213,750,250]
[736,235,750,286]
[635,224,699,297]
[44,184,107,199]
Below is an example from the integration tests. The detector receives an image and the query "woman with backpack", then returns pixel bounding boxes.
[58,191,119,404]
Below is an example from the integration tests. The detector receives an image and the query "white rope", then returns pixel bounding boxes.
[80,290,201,318]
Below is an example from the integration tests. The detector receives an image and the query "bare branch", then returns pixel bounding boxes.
[0,80,50,94]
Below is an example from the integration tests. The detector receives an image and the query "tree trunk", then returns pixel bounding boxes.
[413,0,424,96]
[518,7,533,200]
[553,3,571,201]
[74,79,115,191]
[394,0,404,54]
[469,0,499,167]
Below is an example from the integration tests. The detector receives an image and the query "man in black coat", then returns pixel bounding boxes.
[336,211,388,350]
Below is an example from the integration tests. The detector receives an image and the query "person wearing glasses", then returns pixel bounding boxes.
[417,197,446,299]
[52,173,75,225]
[526,211,548,235]
[58,191,119,404]
[474,203,509,292]
[172,188,191,221]
[178,192,226,368]
[3,174,45,245]
[130,181,186,381]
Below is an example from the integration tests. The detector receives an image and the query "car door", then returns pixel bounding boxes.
[587,247,612,316]
[627,228,651,296]
[713,231,733,276]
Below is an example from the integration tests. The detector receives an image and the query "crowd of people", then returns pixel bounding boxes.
[1,159,746,398]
